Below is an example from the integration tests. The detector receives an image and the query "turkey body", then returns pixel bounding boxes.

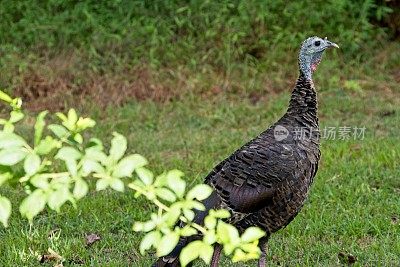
[205,72,320,234]
[153,72,321,267]
[153,35,339,267]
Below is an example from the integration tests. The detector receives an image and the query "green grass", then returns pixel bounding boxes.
[0,0,396,95]
[0,0,392,61]
[0,1,399,265]
[0,79,399,266]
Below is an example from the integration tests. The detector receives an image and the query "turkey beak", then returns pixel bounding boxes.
[327,41,339,48]
[325,38,339,48]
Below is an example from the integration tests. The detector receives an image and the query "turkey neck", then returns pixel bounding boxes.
[286,71,319,128]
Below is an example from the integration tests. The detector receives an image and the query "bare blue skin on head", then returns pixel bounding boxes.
[298,36,339,80]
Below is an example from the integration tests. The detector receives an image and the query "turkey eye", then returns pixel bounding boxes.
[314,41,321,46]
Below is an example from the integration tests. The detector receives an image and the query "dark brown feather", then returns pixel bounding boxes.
[153,70,321,267]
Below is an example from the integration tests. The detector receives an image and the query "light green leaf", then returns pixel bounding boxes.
[3,122,14,133]
[155,188,176,202]
[166,170,186,198]
[198,242,213,264]
[163,203,181,226]
[180,226,197,237]
[67,109,78,128]
[183,209,195,221]
[96,178,109,191]
[133,221,144,232]
[0,173,12,186]
[0,196,11,227]
[223,243,236,255]
[112,154,148,178]
[85,148,107,164]
[65,159,78,176]
[48,124,69,139]
[190,200,205,211]
[240,242,260,253]
[81,159,105,176]
[210,209,231,219]
[0,90,13,103]
[9,111,24,123]
[76,117,96,129]
[139,231,161,255]
[186,184,213,201]
[156,231,180,257]
[136,167,154,185]
[34,111,48,146]
[55,147,81,162]
[109,132,127,161]
[180,240,202,267]
[48,187,71,212]
[55,112,68,122]
[35,136,61,155]
[167,169,184,179]
[0,148,27,165]
[240,227,265,243]
[30,175,50,189]
[232,249,245,262]
[19,189,47,222]
[86,138,103,150]
[203,231,217,245]
[133,220,156,232]
[153,173,168,187]
[128,180,146,198]
[204,215,217,229]
[110,178,124,192]
[73,179,89,199]
[232,247,259,262]
[73,133,83,144]
[11,97,22,110]
[24,153,41,176]
[0,132,26,149]
[217,221,240,245]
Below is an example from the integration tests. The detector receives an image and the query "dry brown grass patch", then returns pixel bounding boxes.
[14,66,176,111]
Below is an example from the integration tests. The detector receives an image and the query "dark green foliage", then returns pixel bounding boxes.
[0,0,393,68]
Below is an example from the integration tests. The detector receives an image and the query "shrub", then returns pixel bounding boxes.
[0,90,265,266]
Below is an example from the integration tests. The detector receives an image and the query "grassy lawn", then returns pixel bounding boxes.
[1,72,399,266]
[0,1,399,266]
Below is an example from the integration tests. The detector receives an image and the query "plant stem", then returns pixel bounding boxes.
[39,172,70,178]
[19,172,70,183]
[128,182,208,234]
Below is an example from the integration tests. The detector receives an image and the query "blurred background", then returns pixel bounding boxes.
[0,0,398,110]
[0,1,399,266]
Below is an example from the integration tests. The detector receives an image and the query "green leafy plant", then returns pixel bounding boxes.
[130,170,265,265]
[0,90,265,266]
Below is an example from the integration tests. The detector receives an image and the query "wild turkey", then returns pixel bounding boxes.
[153,36,339,267]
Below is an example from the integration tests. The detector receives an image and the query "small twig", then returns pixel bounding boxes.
[129,182,208,234]
[39,172,70,178]
[93,173,112,179]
